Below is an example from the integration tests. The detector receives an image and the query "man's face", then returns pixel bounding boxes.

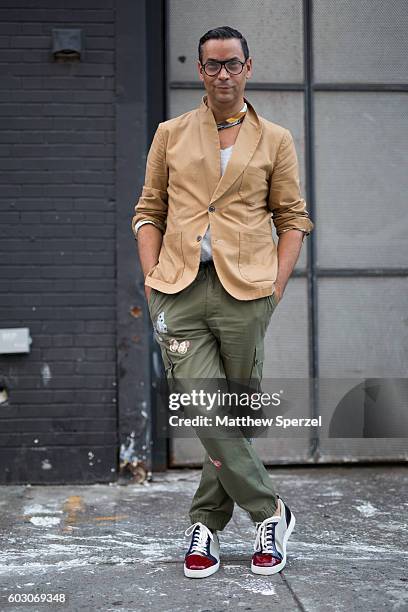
[197,38,252,105]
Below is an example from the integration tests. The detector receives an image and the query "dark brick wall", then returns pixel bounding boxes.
[0,0,118,483]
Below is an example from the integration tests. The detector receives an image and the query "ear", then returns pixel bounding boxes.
[197,60,204,82]
[245,57,253,79]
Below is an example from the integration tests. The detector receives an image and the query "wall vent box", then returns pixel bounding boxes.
[0,328,32,354]
[52,28,83,61]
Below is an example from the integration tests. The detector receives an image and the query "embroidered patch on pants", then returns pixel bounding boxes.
[155,310,167,334]
[169,338,190,354]
[209,455,222,469]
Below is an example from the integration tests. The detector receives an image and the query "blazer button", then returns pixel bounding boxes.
[196,235,202,242]
[208,205,215,212]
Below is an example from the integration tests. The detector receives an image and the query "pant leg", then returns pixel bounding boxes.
[188,453,234,530]
[148,266,235,531]
[200,263,281,524]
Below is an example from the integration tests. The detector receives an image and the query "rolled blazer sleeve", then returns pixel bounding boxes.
[131,123,169,239]
[268,129,314,239]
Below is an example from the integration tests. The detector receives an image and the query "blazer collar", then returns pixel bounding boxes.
[198,93,263,205]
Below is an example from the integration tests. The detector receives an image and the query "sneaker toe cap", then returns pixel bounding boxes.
[185,553,216,570]
[252,552,282,567]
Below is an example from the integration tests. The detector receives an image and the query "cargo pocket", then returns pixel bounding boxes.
[249,343,264,391]
[246,343,268,438]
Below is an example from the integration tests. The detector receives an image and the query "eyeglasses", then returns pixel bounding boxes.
[200,58,248,77]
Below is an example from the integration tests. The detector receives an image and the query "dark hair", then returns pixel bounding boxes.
[198,26,249,64]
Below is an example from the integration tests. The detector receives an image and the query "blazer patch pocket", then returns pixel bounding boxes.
[153,231,184,284]
[238,231,275,283]
[238,165,268,203]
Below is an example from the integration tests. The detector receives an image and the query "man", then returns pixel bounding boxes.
[132,26,314,578]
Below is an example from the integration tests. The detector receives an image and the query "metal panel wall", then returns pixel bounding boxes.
[315,92,408,269]
[164,0,408,466]
[313,0,408,84]
[312,0,408,462]
[168,0,304,83]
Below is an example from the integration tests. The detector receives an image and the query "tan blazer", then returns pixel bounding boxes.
[132,94,314,300]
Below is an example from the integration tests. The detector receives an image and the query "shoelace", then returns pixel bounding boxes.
[185,522,214,556]
[254,516,280,554]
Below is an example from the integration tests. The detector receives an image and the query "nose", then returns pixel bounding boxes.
[218,65,229,79]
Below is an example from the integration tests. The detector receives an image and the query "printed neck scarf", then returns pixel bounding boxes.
[216,103,247,131]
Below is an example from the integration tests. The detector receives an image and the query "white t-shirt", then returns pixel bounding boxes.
[199,144,234,262]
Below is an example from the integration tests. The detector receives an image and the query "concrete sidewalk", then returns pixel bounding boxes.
[0,465,407,611]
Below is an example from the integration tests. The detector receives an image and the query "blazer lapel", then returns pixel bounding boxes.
[197,96,221,202]
[197,94,263,206]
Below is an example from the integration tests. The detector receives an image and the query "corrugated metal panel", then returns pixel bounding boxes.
[168,0,304,83]
[313,0,408,83]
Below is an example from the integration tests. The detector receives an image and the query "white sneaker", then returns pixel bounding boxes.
[251,496,296,575]
[184,522,220,578]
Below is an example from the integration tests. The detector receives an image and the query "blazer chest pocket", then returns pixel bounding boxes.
[151,231,184,284]
[238,165,268,203]
[238,231,275,283]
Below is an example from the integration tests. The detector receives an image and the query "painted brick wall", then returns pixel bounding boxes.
[0,0,117,483]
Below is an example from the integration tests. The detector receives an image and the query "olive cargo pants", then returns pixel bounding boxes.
[148,260,280,531]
